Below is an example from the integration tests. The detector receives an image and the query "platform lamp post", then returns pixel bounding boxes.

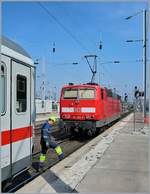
[125,9,147,122]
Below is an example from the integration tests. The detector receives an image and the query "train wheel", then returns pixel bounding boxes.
[70,128,78,139]
[86,129,96,138]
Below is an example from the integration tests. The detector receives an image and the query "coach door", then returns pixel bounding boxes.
[1,56,11,181]
[11,60,31,174]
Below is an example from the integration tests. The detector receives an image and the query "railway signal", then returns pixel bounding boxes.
[124,93,128,102]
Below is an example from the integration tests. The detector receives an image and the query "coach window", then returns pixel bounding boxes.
[16,75,27,112]
[1,63,6,114]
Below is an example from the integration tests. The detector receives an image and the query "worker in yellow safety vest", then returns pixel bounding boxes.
[39,116,64,169]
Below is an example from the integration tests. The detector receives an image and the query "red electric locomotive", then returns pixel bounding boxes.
[60,83,122,136]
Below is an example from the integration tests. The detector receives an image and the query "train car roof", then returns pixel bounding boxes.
[62,83,101,89]
[1,36,34,66]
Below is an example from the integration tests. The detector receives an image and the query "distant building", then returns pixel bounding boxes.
[36,99,60,114]
[36,99,52,114]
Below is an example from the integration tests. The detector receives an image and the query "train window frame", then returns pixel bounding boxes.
[63,88,78,99]
[78,88,96,100]
[16,74,27,113]
[1,61,7,115]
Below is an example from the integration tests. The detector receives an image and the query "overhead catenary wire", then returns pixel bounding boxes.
[37,2,91,53]
[57,4,100,53]
[36,57,83,67]
[99,59,146,64]
[37,4,145,89]
[100,63,115,86]
[98,58,145,90]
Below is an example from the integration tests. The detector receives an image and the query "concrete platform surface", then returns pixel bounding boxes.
[76,133,148,192]
[17,113,149,193]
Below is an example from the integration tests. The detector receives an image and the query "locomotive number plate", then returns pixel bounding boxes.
[74,107,81,112]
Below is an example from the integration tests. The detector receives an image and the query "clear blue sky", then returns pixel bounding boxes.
[2,2,149,100]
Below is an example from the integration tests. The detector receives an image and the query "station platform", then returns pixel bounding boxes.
[17,112,149,193]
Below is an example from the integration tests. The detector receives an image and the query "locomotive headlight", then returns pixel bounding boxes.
[62,114,70,119]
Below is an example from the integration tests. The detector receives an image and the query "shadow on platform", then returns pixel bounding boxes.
[41,169,78,193]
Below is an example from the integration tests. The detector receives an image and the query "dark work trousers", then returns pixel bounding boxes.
[40,136,58,155]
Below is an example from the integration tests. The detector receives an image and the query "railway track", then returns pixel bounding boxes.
[2,131,88,193]
[2,111,131,193]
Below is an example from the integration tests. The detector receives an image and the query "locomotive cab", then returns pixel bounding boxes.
[60,84,103,136]
[60,83,122,137]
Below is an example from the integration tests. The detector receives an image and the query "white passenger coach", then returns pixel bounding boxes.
[1,36,35,181]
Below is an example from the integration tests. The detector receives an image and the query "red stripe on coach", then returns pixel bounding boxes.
[1,126,32,146]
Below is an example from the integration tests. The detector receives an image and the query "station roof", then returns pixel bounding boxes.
[1,36,32,59]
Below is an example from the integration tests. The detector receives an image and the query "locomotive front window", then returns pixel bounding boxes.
[79,89,95,99]
[16,75,27,112]
[63,89,78,99]
[1,63,6,114]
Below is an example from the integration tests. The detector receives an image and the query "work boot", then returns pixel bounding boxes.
[38,162,44,172]
[39,154,46,171]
